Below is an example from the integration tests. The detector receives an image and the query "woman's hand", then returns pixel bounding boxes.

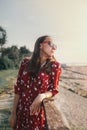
[30,93,45,115]
[9,112,16,128]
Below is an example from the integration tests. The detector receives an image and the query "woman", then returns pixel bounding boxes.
[9,35,61,130]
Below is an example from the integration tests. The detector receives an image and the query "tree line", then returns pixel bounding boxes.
[0,26,32,70]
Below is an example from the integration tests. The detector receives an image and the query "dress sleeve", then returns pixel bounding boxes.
[14,57,29,95]
[47,61,62,96]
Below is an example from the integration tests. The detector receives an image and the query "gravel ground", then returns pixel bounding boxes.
[55,87,87,130]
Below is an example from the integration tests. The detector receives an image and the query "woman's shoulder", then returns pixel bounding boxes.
[20,56,31,66]
[51,60,61,69]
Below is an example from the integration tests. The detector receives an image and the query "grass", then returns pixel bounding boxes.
[0,69,18,129]
[0,69,18,94]
[0,109,11,130]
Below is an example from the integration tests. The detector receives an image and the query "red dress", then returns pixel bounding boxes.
[14,58,61,130]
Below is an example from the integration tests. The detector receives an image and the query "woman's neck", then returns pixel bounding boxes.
[40,56,48,65]
[40,51,49,65]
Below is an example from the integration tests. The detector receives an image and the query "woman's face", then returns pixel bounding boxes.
[40,37,57,57]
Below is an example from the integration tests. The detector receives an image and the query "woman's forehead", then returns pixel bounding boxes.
[44,36,52,41]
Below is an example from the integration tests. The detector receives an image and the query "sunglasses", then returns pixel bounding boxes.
[42,41,57,50]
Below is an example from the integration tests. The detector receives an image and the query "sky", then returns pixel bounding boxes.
[0,0,87,64]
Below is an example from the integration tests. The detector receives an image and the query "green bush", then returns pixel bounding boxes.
[0,56,14,70]
[0,45,32,70]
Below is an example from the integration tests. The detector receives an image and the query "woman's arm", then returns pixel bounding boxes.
[9,58,29,127]
[39,91,52,100]
[47,61,61,96]
[9,94,20,128]
[11,94,20,114]
[30,92,52,115]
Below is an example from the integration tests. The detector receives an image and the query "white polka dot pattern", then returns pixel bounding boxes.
[14,58,61,130]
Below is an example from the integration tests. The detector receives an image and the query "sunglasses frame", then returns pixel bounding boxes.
[42,41,57,50]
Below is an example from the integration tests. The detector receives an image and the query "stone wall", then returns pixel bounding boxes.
[43,100,70,130]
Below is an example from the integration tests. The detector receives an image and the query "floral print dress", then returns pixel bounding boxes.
[14,58,61,130]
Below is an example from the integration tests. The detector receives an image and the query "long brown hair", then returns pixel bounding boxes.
[27,35,56,76]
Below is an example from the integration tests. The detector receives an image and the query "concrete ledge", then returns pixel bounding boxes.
[43,100,70,130]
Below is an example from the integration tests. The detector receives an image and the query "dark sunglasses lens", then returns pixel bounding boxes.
[48,41,57,49]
